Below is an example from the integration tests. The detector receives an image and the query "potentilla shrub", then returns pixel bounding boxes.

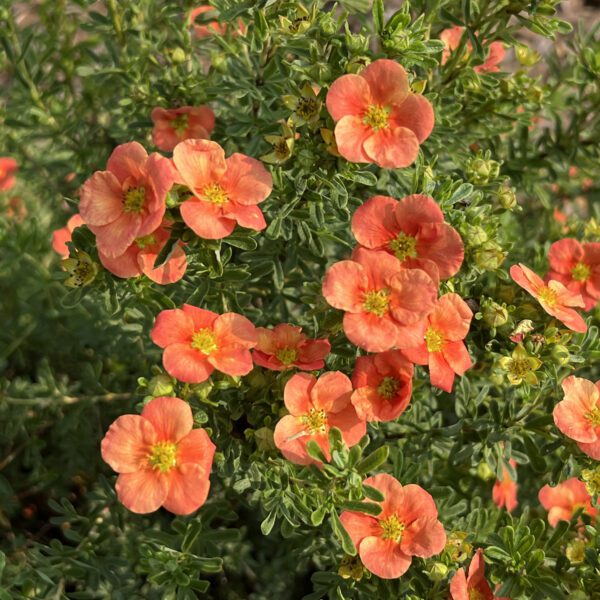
[1,0,600,598]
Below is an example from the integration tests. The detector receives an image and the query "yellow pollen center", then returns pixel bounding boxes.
[363,289,390,317]
[508,357,533,378]
[363,104,390,131]
[380,514,405,543]
[275,346,298,366]
[135,234,156,249]
[123,187,146,213]
[300,408,328,434]
[274,139,291,159]
[584,406,600,427]
[202,183,229,205]
[296,96,319,120]
[425,327,445,352]
[172,113,189,136]
[388,232,418,261]
[148,441,178,473]
[191,328,217,355]
[538,286,558,308]
[377,376,400,399]
[572,263,590,282]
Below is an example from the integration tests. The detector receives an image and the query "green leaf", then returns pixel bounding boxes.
[330,510,356,556]
[363,484,385,502]
[306,440,328,464]
[356,445,389,474]
[261,510,277,536]
[373,0,385,34]
[340,500,382,516]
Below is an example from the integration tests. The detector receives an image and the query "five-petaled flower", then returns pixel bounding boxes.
[547,238,600,312]
[449,548,495,600]
[538,477,597,527]
[325,59,434,169]
[173,139,273,239]
[351,350,413,422]
[52,213,85,258]
[510,263,587,333]
[273,372,366,466]
[98,220,187,285]
[80,142,176,258]
[253,324,331,371]
[151,105,216,152]
[440,26,505,73]
[151,304,257,383]
[101,396,215,515]
[403,293,473,393]
[0,157,18,191]
[492,459,518,513]
[339,473,446,579]
[322,247,438,352]
[351,194,464,279]
[553,375,600,460]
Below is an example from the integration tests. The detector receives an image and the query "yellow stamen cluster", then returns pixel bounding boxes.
[363,289,390,317]
[148,441,178,473]
[363,104,390,131]
[135,234,157,249]
[191,328,218,355]
[123,187,146,213]
[581,466,600,496]
[171,113,189,136]
[380,514,405,543]
[498,345,542,386]
[572,262,590,282]
[275,346,298,366]
[202,183,229,205]
[377,376,400,399]
[300,408,328,434]
[584,406,600,427]
[538,286,558,308]
[425,327,445,353]
[388,232,418,261]
[295,96,319,121]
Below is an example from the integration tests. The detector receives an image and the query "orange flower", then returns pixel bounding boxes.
[538,477,597,527]
[0,157,18,191]
[273,372,366,466]
[351,194,464,279]
[188,5,245,38]
[173,139,272,239]
[52,214,85,258]
[101,396,215,514]
[325,59,434,168]
[492,459,518,513]
[98,220,187,285]
[402,293,473,393]
[440,26,505,73]
[151,106,216,152]
[509,263,587,333]
[80,142,177,258]
[322,247,438,353]
[449,549,494,600]
[351,350,413,422]
[339,473,446,579]
[253,324,331,371]
[547,238,600,311]
[553,375,600,460]
[151,304,257,383]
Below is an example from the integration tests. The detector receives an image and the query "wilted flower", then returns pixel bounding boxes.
[283,82,321,126]
[449,549,495,600]
[492,459,518,512]
[62,250,98,288]
[498,344,541,385]
[440,26,505,73]
[581,465,600,497]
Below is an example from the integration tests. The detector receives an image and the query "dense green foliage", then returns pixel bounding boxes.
[1,0,600,598]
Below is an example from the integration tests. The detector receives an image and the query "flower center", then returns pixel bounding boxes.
[275,346,298,366]
[425,327,445,352]
[135,234,156,249]
[295,96,319,120]
[572,262,590,282]
[388,232,418,261]
[584,406,600,427]
[202,183,228,205]
[363,289,390,317]
[538,286,558,308]
[469,590,487,600]
[191,328,217,355]
[377,376,400,399]
[123,187,146,213]
[275,139,291,160]
[300,407,328,434]
[148,441,178,473]
[172,113,189,136]
[380,514,405,543]
[363,104,390,131]
[508,357,533,378]
[582,466,600,496]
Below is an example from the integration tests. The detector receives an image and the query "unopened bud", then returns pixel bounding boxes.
[482,302,509,328]
[147,374,175,397]
[515,45,541,66]
[428,562,449,582]
[171,48,186,63]
[467,158,501,185]
[473,241,505,270]
[497,185,517,209]
[551,344,570,366]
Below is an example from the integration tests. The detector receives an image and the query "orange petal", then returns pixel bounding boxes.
[311,371,353,413]
[363,126,420,169]
[361,59,409,107]
[390,94,435,143]
[351,195,398,249]
[106,141,148,183]
[141,396,193,443]
[221,153,273,206]
[334,116,372,163]
[284,373,316,416]
[163,343,214,383]
[326,74,371,121]
[172,139,226,191]
[401,516,446,557]
[177,428,216,476]
[151,308,194,348]
[101,414,157,473]
[339,511,380,547]
[162,463,211,515]
[115,470,169,514]
[180,198,236,239]
[209,346,254,377]
[322,260,368,312]
[359,536,412,579]
[79,171,123,226]
[343,312,398,353]
[548,238,582,274]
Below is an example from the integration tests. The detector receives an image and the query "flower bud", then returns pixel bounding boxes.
[346,56,371,74]
[210,52,228,72]
[515,45,541,66]
[477,461,495,481]
[473,241,505,270]
[550,344,570,366]
[497,185,517,209]
[428,562,448,582]
[147,374,175,397]
[465,225,488,247]
[565,539,586,564]
[482,302,509,328]
[467,158,501,185]
[345,32,370,54]
[319,13,337,36]
[171,48,187,63]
